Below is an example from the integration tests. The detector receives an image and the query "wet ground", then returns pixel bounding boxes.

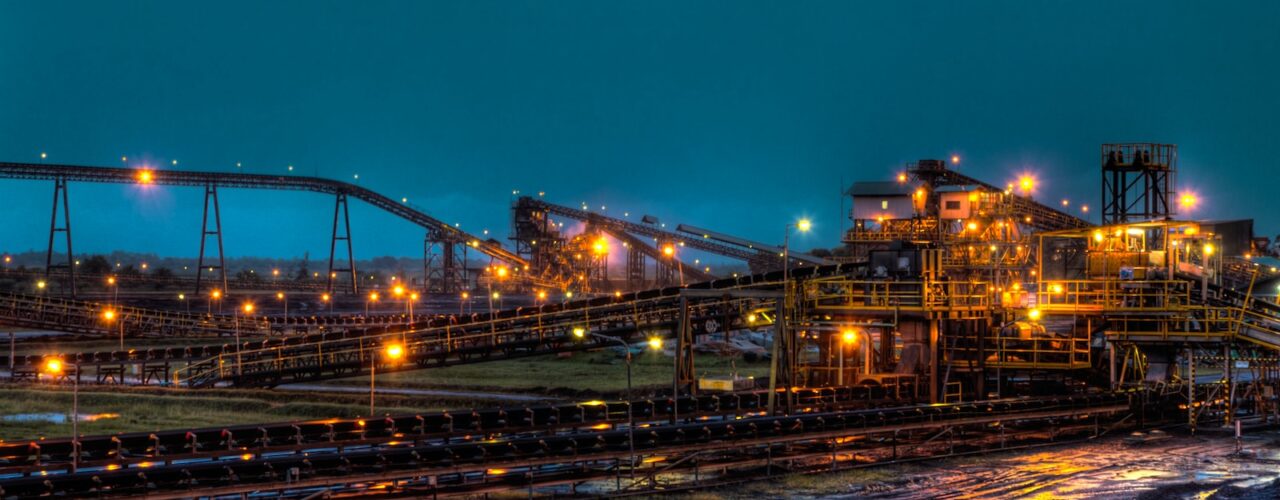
[707,429,1280,499]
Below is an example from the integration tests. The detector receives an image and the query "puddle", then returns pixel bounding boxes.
[1117,469,1172,481]
[1194,470,1231,481]
[2,412,120,423]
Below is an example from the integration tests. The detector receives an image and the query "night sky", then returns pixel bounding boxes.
[1,1,1278,261]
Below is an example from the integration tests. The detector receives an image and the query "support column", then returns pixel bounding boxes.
[195,183,228,296]
[425,229,467,294]
[45,177,76,297]
[768,288,795,416]
[327,192,358,294]
[626,244,645,290]
[1188,347,1196,434]
[675,296,695,394]
[929,319,940,403]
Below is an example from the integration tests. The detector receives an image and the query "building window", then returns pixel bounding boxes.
[945,201,961,210]
[881,200,889,210]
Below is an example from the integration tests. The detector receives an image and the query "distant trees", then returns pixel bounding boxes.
[82,255,111,275]
[295,255,311,281]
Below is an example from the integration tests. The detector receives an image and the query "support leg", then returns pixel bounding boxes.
[195,183,228,296]
[327,193,358,294]
[45,177,76,297]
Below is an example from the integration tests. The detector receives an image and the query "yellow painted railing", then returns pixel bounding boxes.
[1036,279,1192,312]
[804,279,990,311]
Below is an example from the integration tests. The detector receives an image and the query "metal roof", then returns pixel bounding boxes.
[846,181,913,197]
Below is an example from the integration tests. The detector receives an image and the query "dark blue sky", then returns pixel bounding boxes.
[1,1,1278,260]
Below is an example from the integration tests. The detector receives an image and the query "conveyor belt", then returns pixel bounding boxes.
[15,263,865,388]
[0,393,1130,498]
[0,385,907,476]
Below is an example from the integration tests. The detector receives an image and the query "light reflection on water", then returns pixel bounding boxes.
[2,412,121,423]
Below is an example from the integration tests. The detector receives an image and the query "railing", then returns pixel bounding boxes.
[843,218,942,244]
[0,291,261,338]
[981,334,1090,369]
[804,278,990,311]
[1036,280,1192,312]
[174,290,776,387]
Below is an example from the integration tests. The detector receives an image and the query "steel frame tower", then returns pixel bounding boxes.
[1101,143,1177,224]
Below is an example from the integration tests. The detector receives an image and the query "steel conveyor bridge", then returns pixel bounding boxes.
[0,161,545,292]
[909,160,1093,232]
[12,263,860,388]
[515,197,834,276]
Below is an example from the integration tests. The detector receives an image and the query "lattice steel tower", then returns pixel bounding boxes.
[1101,143,1177,224]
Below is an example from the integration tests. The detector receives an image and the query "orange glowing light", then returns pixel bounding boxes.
[1018,175,1035,193]
[102,309,116,321]
[242,303,254,314]
[841,330,858,345]
[662,245,675,257]
[136,170,154,184]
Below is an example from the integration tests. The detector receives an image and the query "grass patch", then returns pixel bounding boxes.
[328,350,772,396]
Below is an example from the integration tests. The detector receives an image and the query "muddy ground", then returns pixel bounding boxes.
[697,429,1280,499]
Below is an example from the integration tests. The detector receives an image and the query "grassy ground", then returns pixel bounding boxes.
[326,350,773,396]
[0,385,483,441]
[0,351,769,441]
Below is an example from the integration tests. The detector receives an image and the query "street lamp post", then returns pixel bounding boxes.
[209,289,222,315]
[392,286,406,323]
[42,358,79,471]
[236,302,254,376]
[775,218,811,412]
[107,276,118,307]
[370,343,404,417]
[276,292,287,323]
[783,218,812,285]
[35,280,46,313]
